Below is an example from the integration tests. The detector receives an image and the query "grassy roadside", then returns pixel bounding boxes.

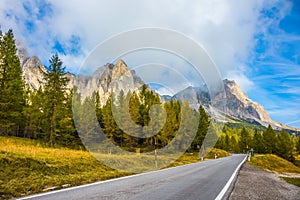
[248,154,300,187]
[0,136,229,199]
[0,136,131,199]
[248,154,300,174]
[281,177,300,187]
[167,148,230,167]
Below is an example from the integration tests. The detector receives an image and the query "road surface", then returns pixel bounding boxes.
[19,154,247,200]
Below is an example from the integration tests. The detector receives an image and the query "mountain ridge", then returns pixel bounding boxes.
[19,53,299,132]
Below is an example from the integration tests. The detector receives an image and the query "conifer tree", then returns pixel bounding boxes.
[252,129,264,153]
[239,127,251,153]
[42,54,69,146]
[192,105,210,150]
[262,125,277,154]
[102,95,118,142]
[230,136,239,152]
[0,29,25,135]
[175,101,198,151]
[160,100,180,146]
[224,134,230,151]
[94,91,104,128]
[23,87,46,138]
[276,130,294,161]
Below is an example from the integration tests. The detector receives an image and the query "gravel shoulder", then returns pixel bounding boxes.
[229,164,300,200]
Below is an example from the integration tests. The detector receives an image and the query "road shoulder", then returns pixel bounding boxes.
[229,164,300,200]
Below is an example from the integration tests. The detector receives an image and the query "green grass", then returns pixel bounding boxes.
[281,177,300,187]
[0,136,230,199]
[248,154,300,174]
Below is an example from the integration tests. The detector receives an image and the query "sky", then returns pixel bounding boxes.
[0,0,299,128]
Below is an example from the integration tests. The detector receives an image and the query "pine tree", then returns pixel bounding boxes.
[225,134,230,151]
[175,101,198,151]
[102,95,118,142]
[252,129,264,153]
[192,105,210,150]
[112,90,127,146]
[262,125,277,154]
[57,89,78,147]
[129,91,140,125]
[160,100,180,146]
[216,135,226,150]
[230,136,239,152]
[0,29,25,136]
[276,130,294,161]
[23,87,46,138]
[43,54,69,146]
[94,91,104,128]
[239,127,251,153]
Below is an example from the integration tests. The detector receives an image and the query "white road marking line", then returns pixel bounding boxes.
[214,154,248,200]
[18,159,204,200]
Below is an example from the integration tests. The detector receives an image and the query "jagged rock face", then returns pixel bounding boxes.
[20,56,271,124]
[21,56,144,105]
[221,79,271,122]
[173,85,210,108]
[21,56,76,91]
[173,79,272,124]
[74,60,144,104]
[19,53,297,131]
[22,56,47,90]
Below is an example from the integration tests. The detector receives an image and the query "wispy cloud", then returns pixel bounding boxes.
[1,0,299,128]
[0,1,273,73]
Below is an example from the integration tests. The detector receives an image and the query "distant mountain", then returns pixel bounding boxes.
[160,95,172,102]
[18,52,298,132]
[19,53,143,104]
[75,59,144,104]
[172,79,298,132]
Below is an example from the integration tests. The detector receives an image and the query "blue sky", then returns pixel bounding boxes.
[0,0,299,128]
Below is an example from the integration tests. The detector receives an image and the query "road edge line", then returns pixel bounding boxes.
[214,154,248,200]
[18,157,214,200]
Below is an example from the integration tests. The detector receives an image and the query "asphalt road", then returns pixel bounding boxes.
[19,154,247,200]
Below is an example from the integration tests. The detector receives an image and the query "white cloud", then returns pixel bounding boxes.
[1,0,298,127]
[0,0,288,75]
[0,1,293,91]
[225,70,254,92]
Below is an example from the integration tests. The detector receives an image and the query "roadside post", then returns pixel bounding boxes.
[250,148,254,157]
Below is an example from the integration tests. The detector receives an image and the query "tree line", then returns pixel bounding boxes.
[1,28,300,161]
[216,125,297,162]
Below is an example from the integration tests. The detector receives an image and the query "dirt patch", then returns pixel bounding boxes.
[229,164,300,200]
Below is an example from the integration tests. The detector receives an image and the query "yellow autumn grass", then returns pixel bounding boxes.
[0,136,230,198]
[248,154,300,174]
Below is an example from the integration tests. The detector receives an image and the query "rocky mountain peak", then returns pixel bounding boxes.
[173,79,283,129]
[22,56,47,90]
[223,79,249,104]
[222,80,272,123]
[74,60,144,104]
[112,59,131,79]
[18,52,297,131]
